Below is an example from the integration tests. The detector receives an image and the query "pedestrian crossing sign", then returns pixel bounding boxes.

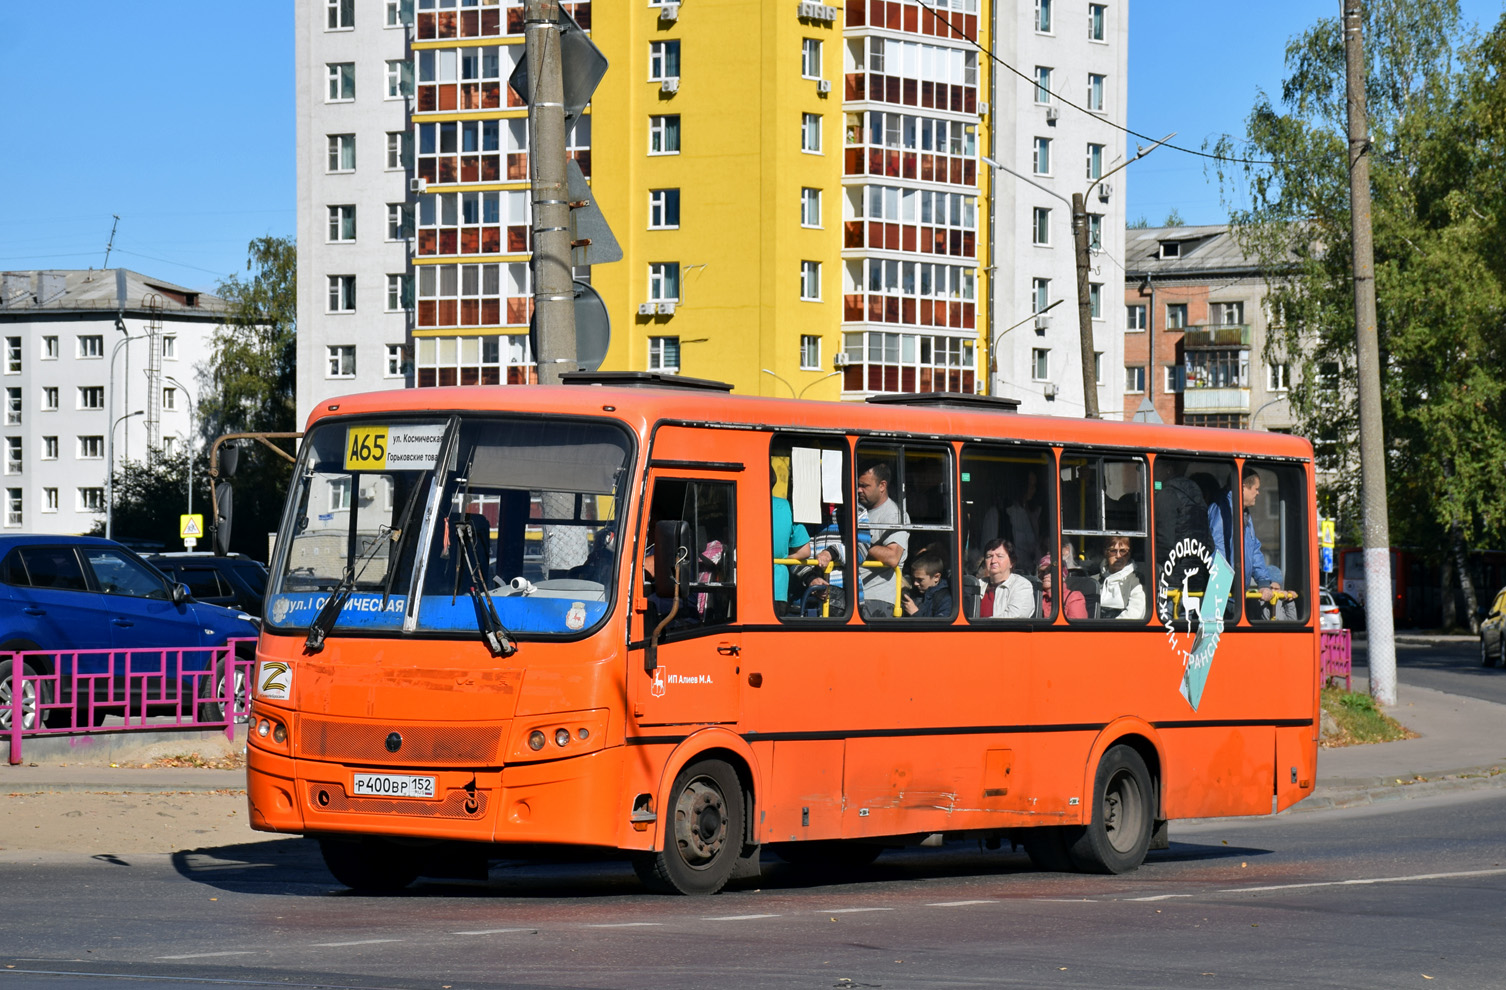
[180,514,204,539]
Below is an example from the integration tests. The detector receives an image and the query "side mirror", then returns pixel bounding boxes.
[172,582,190,605]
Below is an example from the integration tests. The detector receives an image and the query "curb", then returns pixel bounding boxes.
[1289,765,1506,813]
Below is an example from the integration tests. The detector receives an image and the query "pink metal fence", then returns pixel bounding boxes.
[4,637,256,765]
[1320,629,1352,691]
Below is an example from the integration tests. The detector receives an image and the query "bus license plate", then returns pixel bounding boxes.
[352,773,436,799]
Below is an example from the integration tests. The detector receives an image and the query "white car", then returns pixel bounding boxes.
[1319,590,1344,632]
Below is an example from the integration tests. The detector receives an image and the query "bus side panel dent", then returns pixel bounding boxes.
[1160,725,1275,819]
[646,728,763,853]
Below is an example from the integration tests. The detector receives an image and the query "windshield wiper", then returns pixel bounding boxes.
[304,525,395,654]
[381,470,430,607]
[452,516,517,657]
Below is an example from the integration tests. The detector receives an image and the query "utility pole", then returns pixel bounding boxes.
[1071,192,1099,418]
[1343,0,1397,705]
[525,0,576,384]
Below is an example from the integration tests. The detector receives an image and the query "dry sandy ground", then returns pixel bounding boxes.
[0,787,271,856]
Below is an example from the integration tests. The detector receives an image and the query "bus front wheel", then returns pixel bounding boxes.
[1068,745,1154,874]
[634,759,745,895]
[318,837,422,893]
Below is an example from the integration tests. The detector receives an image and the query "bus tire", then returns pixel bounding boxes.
[318,837,421,893]
[633,758,744,895]
[772,840,883,870]
[1068,744,1154,874]
[1020,827,1077,872]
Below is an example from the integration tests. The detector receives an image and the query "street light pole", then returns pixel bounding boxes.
[106,410,144,539]
[165,376,195,520]
[105,333,145,540]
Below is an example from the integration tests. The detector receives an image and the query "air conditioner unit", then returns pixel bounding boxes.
[659,2,679,21]
[833,353,850,369]
[409,177,427,193]
[661,77,680,94]
[1042,383,1059,399]
[1034,315,1052,330]
[657,301,677,316]
[638,302,658,316]
[1098,181,1112,201]
[1045,106,1060,122]
[817,78,832,94]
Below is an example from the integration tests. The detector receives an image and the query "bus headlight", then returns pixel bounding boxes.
[528,730,547,751]
[509,710,609,763]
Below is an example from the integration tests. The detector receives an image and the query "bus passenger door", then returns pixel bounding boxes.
[631,475,742,727]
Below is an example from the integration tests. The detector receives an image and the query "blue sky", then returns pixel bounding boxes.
[0,1,1500,292]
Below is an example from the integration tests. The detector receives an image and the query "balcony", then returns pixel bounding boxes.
[1182,386,1250,413]
[1181,324,1251,349]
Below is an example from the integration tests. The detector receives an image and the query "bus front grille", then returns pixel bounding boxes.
[296,715,509,766]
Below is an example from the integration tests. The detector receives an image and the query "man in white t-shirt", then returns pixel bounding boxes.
[857,462,909,618]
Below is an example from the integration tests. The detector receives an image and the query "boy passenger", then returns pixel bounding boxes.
[902,553,954,617]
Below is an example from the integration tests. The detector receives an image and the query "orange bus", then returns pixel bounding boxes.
[246,375,1319,894]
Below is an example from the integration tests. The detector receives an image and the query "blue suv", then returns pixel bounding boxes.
[0,535,257,730]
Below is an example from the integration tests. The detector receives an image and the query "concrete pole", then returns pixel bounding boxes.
[524,0,576,385]
[1072,193,1099,418]
[1343,0,1397,705]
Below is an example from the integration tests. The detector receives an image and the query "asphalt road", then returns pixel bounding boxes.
[1355,636,1506,706]
[5,788,1506,989]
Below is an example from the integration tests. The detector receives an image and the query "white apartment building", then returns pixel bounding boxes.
[0,270,226,536]
[989,0,1128,417]
[295,0,415,425]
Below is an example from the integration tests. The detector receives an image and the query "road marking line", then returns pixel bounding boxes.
[1033,898,1099,903]
[309,939,404,947]
[451,928,537,936]
[1221,868,1506,894]
[927,900,997,907]
[704,913,781,921]
[819,907,894,914]
[1128,894,1194,902]
[156,951,257,960]
[587,922,665,928]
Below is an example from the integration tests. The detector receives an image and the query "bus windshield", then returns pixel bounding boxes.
[266,414,632,639]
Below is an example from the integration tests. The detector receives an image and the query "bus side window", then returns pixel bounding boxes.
[960,445,1054,621]
[1061,452,1150,623]
[1243,463,1309,624]
[1153,457,1240,627]
[853,442,955,622]
[771,437,853,621]
[644,479,737,632]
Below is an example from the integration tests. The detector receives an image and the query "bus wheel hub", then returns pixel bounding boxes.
[675,780,727,864]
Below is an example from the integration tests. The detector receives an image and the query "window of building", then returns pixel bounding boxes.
[163,436,177,456]
[6,437,21,474]
[840,330,977,393]
[1033,136,1051,174]
[1089,282,1103,319]
[1032,277,1051,313]
[385,344,405,378]
[1089,3,1106,40]
[328,477,352,512]
[386,203,414,240]
[77,435,103,460]
[42,336,58,360]
[1088,73,1105,111]
[42,436,57,460]
[801,187,822,227]
[1212,301,1245,325]
[162,387,176,411]
[1031,348,1050,381]
[386,131,413,170]
[328,275,357,313]
[42,488,57,513]
[78,335,103,359]
[386,274,412,312]
[801,261,822,301]
[1125,365,1146,392]
[1166,303,1187,329]
[77,386,103,410]
[1086,142,1103,180]
[649,41,680,81]
[78,487,104,512]
[649,188,681,229]
[1036,0,1053,32]
[802,113,823,153]
[1095,351,1105,385]
[800,334,822,370]
[1032,206,1051,245]
[327,133,356,172]
[648,336,680,372]
[1165,364,1185,393]
[327,0,354,29]
[648,263,680,302]
[327,62,356,102]
[1267,362,1290,392]
[1088,213,1103,250]
[649,115,681,155]
[386,60,414,99]
[1186,350,1248,389]
[42,387,57,411]
[162,335,176,359]
[328,204,357,242]
[5,337,19,374]
[802,38,823,79]
[5,388,20,424]
[1035,65,1052,103]
[5,488,20,528]
[1160,241,1181,259]
[327,345,356,379]
[385,0,413,27]
[1127,304,1146,331]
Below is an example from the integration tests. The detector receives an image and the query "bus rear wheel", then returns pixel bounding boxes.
[318,837,422,893]
[1068,745,1154,874]
[633,759,744,895]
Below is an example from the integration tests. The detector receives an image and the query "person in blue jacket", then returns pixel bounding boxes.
[1208,466,1274,588]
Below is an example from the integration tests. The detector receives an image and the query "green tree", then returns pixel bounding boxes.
[1162,208,1186,227]
[1212,2,1506,610]
[91,448,192,548]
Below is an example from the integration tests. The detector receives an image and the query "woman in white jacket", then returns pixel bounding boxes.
[1098,535,1146,620]
[979,538,1035,618]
